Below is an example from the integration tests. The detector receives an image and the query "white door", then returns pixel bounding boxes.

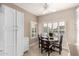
[3,5,16,56]
[16,11,24,56]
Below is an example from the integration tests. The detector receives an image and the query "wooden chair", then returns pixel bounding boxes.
[38,34,42,48]
[49,33,54,40]
[41,37,53,56]
[49,33,53,37]
[52,35,63,55]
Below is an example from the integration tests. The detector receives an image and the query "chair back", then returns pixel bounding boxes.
[41,38,50,48]
[59,35,63,47]
[38,34,42,40]
[38,34,42,48]
[49,33,53,37]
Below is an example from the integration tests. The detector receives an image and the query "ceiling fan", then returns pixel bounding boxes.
[43,3,49,10]
[42,3,56,14]
[42,3,49,14]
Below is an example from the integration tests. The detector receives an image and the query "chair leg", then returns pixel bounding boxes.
[59,50,61,55]
[48,47,51,56]
[48,51,50,56]
[41,47,43,53]
[59,47,62,55]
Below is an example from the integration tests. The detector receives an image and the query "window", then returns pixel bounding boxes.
[43,23,48,34]
[31,21,37,39]
[59,22,65,34]
[48,23,52,33]
[53,22,58,33]
[43,22,65,40]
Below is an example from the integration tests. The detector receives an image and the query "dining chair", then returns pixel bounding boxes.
[49,33,53,40]
[49,32,53,37]
[41,37,53,56]
[52,35,63,55]
[38,34,42,48]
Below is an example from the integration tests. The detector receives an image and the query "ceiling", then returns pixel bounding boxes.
[15,3,79,16]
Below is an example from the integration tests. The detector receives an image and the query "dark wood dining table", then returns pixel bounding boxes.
[41,36,59,56]
[42,36,59,42]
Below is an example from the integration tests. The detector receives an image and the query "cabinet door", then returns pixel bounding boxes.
[16,11,24,56]
[3,5,16,56]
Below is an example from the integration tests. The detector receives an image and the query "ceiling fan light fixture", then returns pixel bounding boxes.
[43,3,48,10]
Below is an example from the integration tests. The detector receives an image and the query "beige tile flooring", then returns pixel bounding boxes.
[24,42,70,56]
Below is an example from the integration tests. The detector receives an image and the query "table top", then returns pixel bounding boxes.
[42,38,59,42]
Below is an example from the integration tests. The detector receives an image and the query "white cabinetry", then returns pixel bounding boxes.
[24,37,29,51]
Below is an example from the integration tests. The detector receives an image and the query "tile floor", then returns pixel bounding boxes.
[23,42,70,56]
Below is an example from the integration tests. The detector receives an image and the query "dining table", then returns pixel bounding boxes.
[41,36,59,56]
